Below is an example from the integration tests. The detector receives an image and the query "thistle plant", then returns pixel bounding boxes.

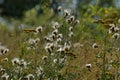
[36,6,79,79]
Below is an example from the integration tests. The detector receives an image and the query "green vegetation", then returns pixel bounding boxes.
[0,1,120,80]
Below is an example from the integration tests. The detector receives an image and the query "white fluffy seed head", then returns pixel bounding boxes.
[35,26,42,33]
[64,9,71,17]
[112,33,119,39]
[52,22,60,29]
[69,27,73,32]
[0,46,9,55]
[1,73,9,80]
[109,24,115,27]
[58,6,62,12]
[92,43,98,49]
[75,19,80,24]
[52,29,58,35]
[11,58,20,66]
[42,56,48,60]
[70,16,75,22]
[53,59,59,63]
[85,64,92,68]
[68,31,74,37]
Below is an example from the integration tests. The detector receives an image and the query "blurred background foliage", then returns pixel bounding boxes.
[0,0,120,31]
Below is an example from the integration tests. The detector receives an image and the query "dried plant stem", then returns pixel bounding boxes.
[102,32,108,80]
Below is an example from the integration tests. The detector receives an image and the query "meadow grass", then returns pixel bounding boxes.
[0,5,120,80]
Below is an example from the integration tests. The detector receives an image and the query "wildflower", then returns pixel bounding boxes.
[68,31,74,37]
[74,19,79,24]
[57,33,63,39]
[42,56,48,60]
[44,36,53,42]
[0,46,9,55]
[1,73,9,80]
[66,18,71,24]
[70,16,75,22]
[45,43,54,53]
[52,22,60,29]
[109,23,115,27]
[63,45,71,53]
[11,58,20,66]
[56,38,62,44]
[57,47,64,53]
[0,68,6,75]
[28,38,35,45]
[53,59,60,63]
[1,58,8,62]
[52,29,58,35]
[24,74,34,80]
[27,46,36,50]
[58,6,62,12]
[108,26,115,34]
[35,38,40,43]
[35,26,42,33]
[20,59,27,69]
[64,9,71,18]
[85,63,92,72]
[92,43,98,49]
[112,33,119,39]
[69,26,73,32]
[114,26,119,32]
[50,34,56,40]
[86,64,91,68]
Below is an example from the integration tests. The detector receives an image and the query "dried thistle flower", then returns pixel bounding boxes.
[85,63,92,72]
[1,73,9,80]
[58,6,62,12]
[35,26,43,33]
[109,23,115,27]
[52,22,60,29]
[112,33,119,39]
[74,19,80,25]
[35,38,40,43]
[53,59,60,63]
[86,64,92,68]
[70,16,75,22]
[57,46,64,53]
[56,38,62,44]
[92,43,98,49]
[11,58,20,66]
[52,29,58,35]
[68,31,74,37]
[64,9,70,18]
[66,18,71,24]
[42,56,48,60]
[57,33,63,39]
[69,26,73,32]
[24,74,34,80]
[0,46,9,55]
